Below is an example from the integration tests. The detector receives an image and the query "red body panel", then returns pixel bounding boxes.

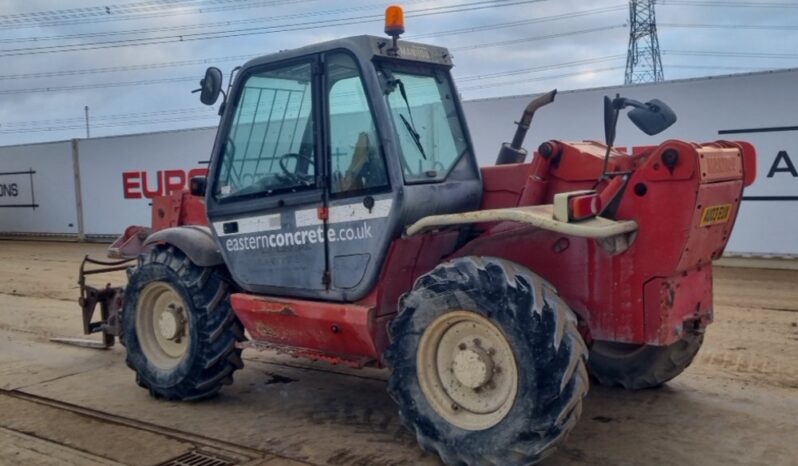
[643,266,713,344]
[151,191,208,231]
[230,293,379,367]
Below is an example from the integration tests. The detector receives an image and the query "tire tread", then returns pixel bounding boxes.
[122,246,245,401]
[385,256,588,466]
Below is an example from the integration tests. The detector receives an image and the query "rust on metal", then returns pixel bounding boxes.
[697,147,743,183]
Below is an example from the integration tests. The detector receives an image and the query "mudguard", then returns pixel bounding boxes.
[143,225,224,267]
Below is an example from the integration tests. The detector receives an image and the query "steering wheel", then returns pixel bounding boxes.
[279,153,315,185]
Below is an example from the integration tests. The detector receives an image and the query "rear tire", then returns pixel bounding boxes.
[385,257,588,466]
[587,332,704,390]
[122,246,245,401]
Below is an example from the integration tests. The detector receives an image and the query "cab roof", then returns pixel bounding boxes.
[241,35,454,71]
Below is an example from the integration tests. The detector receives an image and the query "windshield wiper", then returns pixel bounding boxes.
[399,114,428,161]
[394,78,428,160]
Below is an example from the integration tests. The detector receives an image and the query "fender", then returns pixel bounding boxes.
[143,225,224,267]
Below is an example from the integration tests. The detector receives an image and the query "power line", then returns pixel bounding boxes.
[0,0,321,30]
[666,64,772,70]
[660,22,798,30]
[0,0,546,57]
[411,4,627,39]
[3,107,217,128]
[458,66,625,91]
[7,0,792,136]
[0,55,255,80]
[659,1,798,8]
[450,25,627,52]
[458,55,626,82]
[0,5,623,81]
[3,59,777,134]
[1,45,625,96]
[0,0,241,22]
[460,61,776,93]
[2,60,775,135]
[0,76,198,96]
[1,3,623,46]
[664,50,798,58]
[1,54,627,132]
[0,114,219,134]
[0,0,431,44]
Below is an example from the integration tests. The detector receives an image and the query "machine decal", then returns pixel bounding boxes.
[295,199,393,227]
[223,221,373,252]
[213,213,281,237]
[699,204,732,227]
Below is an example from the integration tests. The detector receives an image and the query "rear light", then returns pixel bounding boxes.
[553,175,628,222]
[553,190,599,222]
[569,193,601,220]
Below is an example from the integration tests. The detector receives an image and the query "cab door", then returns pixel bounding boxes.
[322,52,395,299]
[206,57,329,296]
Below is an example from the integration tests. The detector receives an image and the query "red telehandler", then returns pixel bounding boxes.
[75,6,756,465]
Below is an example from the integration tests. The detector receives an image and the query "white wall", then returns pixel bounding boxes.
[77,128,216,236]
[0,141,80,236]
[0,69,795,255]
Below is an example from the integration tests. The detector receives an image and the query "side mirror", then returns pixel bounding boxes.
[198,67,223,106]
[628,99,677,136]
[189,176,207,197]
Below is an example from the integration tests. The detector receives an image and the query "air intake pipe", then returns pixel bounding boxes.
[495,89,557,165]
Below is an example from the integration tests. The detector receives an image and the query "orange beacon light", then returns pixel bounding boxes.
[385,5,405,37]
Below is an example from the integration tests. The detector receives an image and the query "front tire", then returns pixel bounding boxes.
[122,246,245,401]
[587,332,704,389]
[385,257,589,466]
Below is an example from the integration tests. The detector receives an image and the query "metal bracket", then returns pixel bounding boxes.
[67,255,134,349]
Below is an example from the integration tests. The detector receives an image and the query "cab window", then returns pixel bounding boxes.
[327,53,389,195]
[215,61,315,199]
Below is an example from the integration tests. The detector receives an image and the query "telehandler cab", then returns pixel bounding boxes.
[76,6,756,465]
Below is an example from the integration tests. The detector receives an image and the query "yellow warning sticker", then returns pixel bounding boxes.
[700,204,733,227]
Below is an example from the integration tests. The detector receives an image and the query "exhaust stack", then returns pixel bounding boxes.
[495,89,557,165]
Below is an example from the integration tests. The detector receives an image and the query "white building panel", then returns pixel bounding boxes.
[0,141,79,236]
[77,127,216,236]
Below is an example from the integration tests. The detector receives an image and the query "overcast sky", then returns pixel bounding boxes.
[1,0,796,145]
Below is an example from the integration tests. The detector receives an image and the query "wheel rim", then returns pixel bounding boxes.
[417,310,518,431]
[135,282,190,370]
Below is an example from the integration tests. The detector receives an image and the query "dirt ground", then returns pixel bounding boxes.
[0,240,796,466]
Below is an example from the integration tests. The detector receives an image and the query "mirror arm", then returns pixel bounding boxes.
[599,107,622,182]
[217,66,240,116]
[612,97,646,111]
[217,89,227,116]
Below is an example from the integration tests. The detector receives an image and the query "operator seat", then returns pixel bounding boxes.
[337,132,387,192]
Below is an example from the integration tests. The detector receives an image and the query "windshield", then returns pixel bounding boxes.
[380,66,469,183]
